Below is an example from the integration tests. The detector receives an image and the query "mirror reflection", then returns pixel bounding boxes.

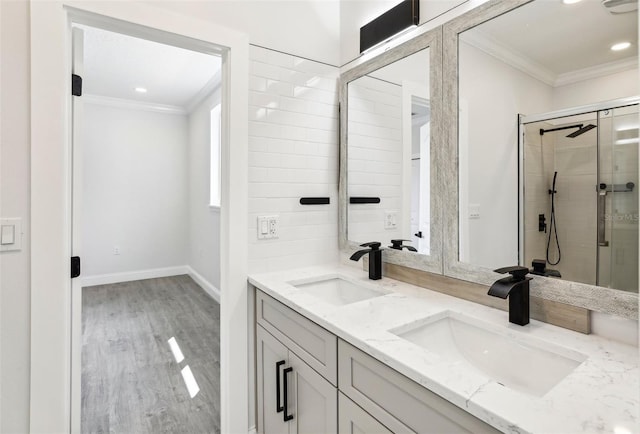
[347,48,431,254]
[457,0,638,292]
[522,104,638,292]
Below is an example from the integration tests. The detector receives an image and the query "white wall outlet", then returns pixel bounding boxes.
[114,246,121,255]
[469,204,481,219]
[257,215,279,239]
[384,211,398,229]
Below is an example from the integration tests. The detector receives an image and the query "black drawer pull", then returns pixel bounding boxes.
[276,360,285,413]
[283,367,294,422]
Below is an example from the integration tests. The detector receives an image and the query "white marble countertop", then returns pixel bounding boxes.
[249,264,639,434]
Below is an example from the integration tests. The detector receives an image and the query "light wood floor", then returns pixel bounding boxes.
[82,275,220,433]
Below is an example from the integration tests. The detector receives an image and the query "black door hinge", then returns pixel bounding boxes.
[71,256,81,278]
[72,74,82,96]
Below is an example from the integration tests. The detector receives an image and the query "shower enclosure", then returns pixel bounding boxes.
[519,98,639,293]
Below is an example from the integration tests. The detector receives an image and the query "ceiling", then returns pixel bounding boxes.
[78,25,222,109]
[462,0,638,85]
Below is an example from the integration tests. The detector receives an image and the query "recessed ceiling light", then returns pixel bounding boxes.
[134,87,147,93]
[562,0,582,4]
[611,41,631,51]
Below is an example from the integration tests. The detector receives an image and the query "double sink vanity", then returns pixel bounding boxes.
[251,0,638,432]
[250,266,638,433]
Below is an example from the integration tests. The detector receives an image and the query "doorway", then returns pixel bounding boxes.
[72,23,224,433]
[30,4,249,432]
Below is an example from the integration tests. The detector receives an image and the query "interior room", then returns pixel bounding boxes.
[77,25,223,432]
[1,0,638,433]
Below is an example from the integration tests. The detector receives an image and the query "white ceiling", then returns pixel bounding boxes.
[78,25,222,109]
[462,0,638,84]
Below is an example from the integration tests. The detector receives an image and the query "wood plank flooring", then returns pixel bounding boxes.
[82,275,220,433]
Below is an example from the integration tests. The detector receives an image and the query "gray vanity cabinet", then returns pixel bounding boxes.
[338,392,392,434]
[338,340,501,434]
[255,290,499,434]
[256,291,338,434]
[256,326,338,434]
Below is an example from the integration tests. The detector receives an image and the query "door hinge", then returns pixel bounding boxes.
[72,74,82,96]
[71,256,81,278]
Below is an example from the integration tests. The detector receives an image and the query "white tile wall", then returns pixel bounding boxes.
[347,76,403,244]
[248,46,340,273]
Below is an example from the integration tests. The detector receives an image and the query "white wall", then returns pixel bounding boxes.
[247,45,340,273]
[151,0,341,67]
[0,1,31,432]
[459,40,553,269]
[82,103,189,279]
[552,68,639,111]
[188,88,222,289]
[347,76,403,244]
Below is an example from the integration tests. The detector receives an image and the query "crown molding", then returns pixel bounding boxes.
[83,94,187,115]
[462,31,557,86]
[554,56,638,87]
[464,30,638,89]
[185,71,223,114]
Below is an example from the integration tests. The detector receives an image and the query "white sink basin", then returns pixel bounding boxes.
[390,311,587,397]
[290,277,389,306]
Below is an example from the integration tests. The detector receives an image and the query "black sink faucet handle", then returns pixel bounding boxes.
[494,265,529,281]
[360,241,381,250]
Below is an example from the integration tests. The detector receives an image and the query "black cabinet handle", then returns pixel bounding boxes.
[276,360,285,413]
[283,367,294,422]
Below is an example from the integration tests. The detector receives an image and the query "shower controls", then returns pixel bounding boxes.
[538,214,547,233]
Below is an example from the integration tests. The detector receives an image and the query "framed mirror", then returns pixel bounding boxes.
[339,27,444,273]
[443,0,638,319]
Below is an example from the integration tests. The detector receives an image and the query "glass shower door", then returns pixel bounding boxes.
[597,104,639,292]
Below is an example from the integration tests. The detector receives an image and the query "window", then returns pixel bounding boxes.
[210,104,222,207]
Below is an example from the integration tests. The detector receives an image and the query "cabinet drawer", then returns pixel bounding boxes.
[257,290,337,385]
[338,340,501,434]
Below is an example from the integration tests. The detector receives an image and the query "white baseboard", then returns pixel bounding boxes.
[186,266,221,303]
[82,266,189,287]
[248,426,257,434]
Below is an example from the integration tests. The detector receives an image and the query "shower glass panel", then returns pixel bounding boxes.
[597,105,639,292]
[521,103,638,293]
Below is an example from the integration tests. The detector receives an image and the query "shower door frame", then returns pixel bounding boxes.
[518,95,640,280]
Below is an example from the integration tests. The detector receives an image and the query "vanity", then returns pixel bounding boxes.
[249,266,638,433]
[251,0,638,432]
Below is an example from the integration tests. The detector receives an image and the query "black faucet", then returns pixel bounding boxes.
[488,266,532,326]
[350,242,382,280]
[389,239,417,252]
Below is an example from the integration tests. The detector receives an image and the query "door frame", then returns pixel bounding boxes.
[30,2,249,433]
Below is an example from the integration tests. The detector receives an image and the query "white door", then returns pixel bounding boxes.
[70,26,84,434]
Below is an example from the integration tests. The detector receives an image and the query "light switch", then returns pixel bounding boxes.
[1,225,15,245]
[0,218,21,252]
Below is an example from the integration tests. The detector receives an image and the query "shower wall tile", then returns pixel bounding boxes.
[248,45,339,273]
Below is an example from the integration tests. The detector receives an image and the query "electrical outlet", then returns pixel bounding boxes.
[257,215,279,239]
[114,246,121,255]
[469,204,480,219]
[384,211,398,229]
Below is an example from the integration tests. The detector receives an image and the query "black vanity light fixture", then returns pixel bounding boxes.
[360,0,420,54]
